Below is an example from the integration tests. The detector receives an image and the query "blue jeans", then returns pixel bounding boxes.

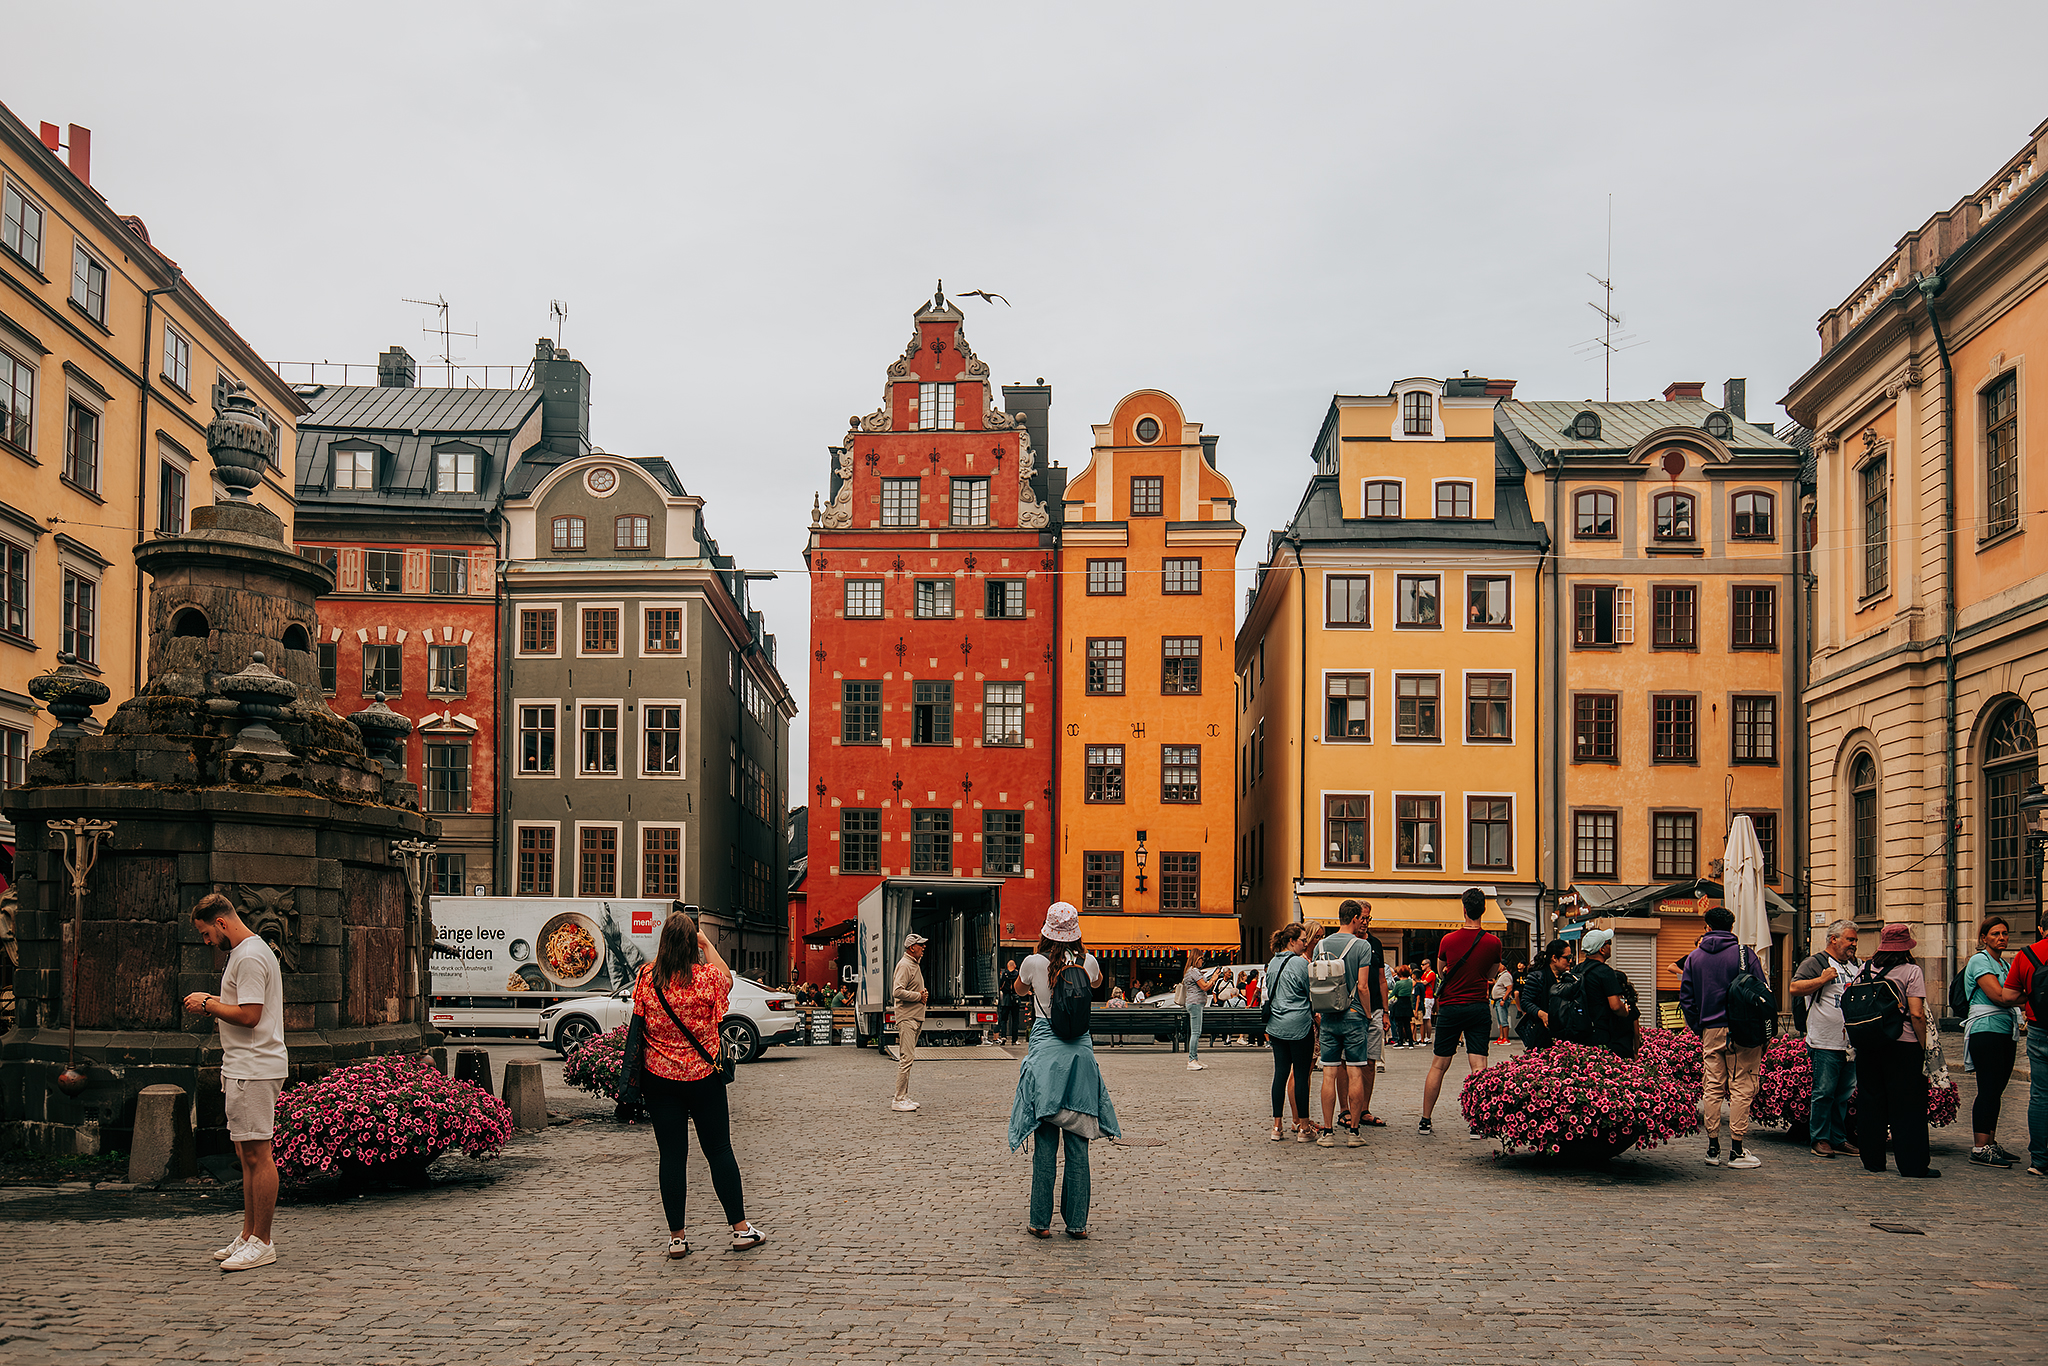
[1030,1123,1090,1231]
[2028,1026,2048,1171]
[1186,1001,1204,1059]
[1808,1046,1853,1147]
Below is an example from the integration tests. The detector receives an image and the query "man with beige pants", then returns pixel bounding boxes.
[1681,906,1770,1169]
[891,933,929,1111]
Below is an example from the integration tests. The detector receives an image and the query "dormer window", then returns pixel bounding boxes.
[1704,411,1734,440]
[436,449,476,493]
[918,383,955,431]
[1434,481,1474,519]
[1364,480,1402,518]
[1653,490,1696,541]
[333,448,375,490]
[1571,410,1600,441]
[1402,391,1433,436]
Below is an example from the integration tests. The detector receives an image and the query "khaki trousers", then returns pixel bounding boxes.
[1700,1026,1762,1140]
[895,1020,921,1101]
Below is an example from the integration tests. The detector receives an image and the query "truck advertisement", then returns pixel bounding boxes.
[431,897,670,998]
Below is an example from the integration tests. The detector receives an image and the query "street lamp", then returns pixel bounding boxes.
[2021,780,2048,936]
[1134,830,1148,896]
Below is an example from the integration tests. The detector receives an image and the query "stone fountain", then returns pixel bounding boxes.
[2,382,441,1156]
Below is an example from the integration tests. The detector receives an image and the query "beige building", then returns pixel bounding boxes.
[0,106,301,843]
[1783,117,2048,984]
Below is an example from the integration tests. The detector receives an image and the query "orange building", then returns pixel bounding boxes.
[1057,391,1244,970]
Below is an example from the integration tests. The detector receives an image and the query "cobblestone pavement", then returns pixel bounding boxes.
[3,1037,2040,1364]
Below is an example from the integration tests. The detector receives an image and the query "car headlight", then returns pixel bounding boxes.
[539,1007,562,1020]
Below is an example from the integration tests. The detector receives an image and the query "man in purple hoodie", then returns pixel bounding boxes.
[1680,906,1770,1170]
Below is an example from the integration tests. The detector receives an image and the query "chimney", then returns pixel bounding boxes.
[1723,378,1747,419]
[377,346,417,389]
[66,125,90,187]
[38,123,59,153]
[1001,380,1052,468]
[1200,434,1219,469]
[533,337,591,458]
[1662,381,1705,403]
[1484,378,1518,399]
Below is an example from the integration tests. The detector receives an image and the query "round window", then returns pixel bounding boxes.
[1134,417,1160,444]
[585,466,619,497]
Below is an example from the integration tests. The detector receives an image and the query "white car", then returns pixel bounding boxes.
[538,975,802,1062]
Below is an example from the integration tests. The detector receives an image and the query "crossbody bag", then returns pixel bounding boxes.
[654,977,737,1087]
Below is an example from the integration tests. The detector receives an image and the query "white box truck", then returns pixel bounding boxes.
[429,897,669,1039]
[856,876,1003,1048]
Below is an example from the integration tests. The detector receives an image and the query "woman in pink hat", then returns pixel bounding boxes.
[1009,902,1120,1238]
[1854,922,1939,1178]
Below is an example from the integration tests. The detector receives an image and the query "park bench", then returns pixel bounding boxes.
[1086,1005,1266,1051]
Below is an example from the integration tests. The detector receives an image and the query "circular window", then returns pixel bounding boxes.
[584,466,619,497]
[1704,411,1734,439]
[1572,411,1600,440]
[1134,417,1160,444]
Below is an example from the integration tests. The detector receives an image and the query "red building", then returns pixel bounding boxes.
[804,286,1064,949]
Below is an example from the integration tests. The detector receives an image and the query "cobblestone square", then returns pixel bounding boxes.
[2,1040,2038,1364]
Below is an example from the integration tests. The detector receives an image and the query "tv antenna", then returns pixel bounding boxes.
[401,294,477,379]
[549,300,568,348]
[1570,196,1646,400]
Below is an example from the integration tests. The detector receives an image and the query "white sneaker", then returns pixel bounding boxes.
[212,1235,247,1262]
[220,1239,276,1271]
[891,1099,919,1111]
[1186,1060,1205,1070]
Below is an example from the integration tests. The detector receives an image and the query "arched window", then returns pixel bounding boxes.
[281,623,311,652]
[1851,752,1878,919]
[1985,702,2039,905]
[1363,481,1401,518]
[1653,490,1695,541]
[1571,410,1600,441]
[170,607,209,639]
[1574,490,1616,538]
[552,516,585,552]
[1732,491,1774,540]
[615,514,649,550]
[1704,411,1734,440]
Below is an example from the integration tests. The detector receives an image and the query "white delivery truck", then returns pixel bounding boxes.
[429,897,670,1039]
[855,876,1003,1049]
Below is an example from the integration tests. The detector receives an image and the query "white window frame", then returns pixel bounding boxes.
[516,602,563,659]
[331,445,375,491]
[1361,477,1404,519]
[70,243,108,324]
[1432,479,1475,520]
[918,382,956,431]
[1320,669,1373,744]
[514,821,562,896]
[1462,572,1513,630]
[161,320,192,392]
[573,821,625,897]
[1392,789,1449,870]
[640,697,687,778]
[575,600,626,658]
[514,697,561,778]
[950,476,989,527]
[0,533,30,641]
[62,387,103,493]
[435,447,477,494]
[1459,668,1516,746]
[576,698,626,779]
[637,599,689,658]
[0,342,37,457]
[844,578,884,619]
[1463,790,1517,873]
[637,821,686,898]
[1319,789,1373,871]
[158,438,191,535]
[981,681,1024,747]
[3,177,46,270]
[1391,669,1445,745]
[59,562,100,665]
[1392,384,1443,442]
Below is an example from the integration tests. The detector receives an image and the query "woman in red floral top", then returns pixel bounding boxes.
[620,907,764,1257]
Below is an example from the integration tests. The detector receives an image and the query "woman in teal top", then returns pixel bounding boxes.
[1264,925,1315,1142]
[1964,917,2023,1166]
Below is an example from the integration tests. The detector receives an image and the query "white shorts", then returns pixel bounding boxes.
[225,1077,284,1142]
[1422,998,1435,1019]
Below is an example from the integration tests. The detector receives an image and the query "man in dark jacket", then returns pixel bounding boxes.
[1680,907,1770,1170]
[1516,940,1574,1049]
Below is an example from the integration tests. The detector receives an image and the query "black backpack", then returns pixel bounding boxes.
[1547,969,1597,1044]
[1948,963,1975,1019]
[2024,945,2048,1024]
[1049,959,1094,1041]
[1841,972,1907,1047]
[1721,945,1777,1049]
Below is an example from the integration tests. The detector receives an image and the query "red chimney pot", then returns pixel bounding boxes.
[1662,381,1705,403]
[38,122,59,152]
[67,125,91,187]
[1484,378,1517,399]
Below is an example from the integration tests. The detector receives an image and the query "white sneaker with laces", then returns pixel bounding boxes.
[666,1235,691,1259]
[731,1224,767,1250]
[891,1099,919,1111]
[220,1239,276,1272]
[212,1235,247,1262]
[1186,1060,1205,1070]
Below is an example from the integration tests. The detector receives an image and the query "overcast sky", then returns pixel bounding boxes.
[14,2,2046,795]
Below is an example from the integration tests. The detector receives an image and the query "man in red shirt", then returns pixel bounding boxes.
[1418,887,1503,1138]
[2004,943,2047,1177]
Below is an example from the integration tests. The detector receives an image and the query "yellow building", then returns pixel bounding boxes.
[0,107,301,835]
[1497,386,1805,998]
[1058,390,1245,965]
[1784,115,2048,987]
[1237,376,1534,965]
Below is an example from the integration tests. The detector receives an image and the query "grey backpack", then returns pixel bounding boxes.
[1308,939,1354,1014]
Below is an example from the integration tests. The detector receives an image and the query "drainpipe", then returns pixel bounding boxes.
[493,512,511,897]
[1547,453,1563,943]
[134,269,183,695]
[1916,269,1958,987]
[1292,533,1307,906]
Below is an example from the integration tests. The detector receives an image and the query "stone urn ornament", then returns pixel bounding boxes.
[26,653,110,745]
[205,378,278,500]
[348,692,412,775]
[221,651,298,757]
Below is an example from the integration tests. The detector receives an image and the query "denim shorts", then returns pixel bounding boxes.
[1319,1013,1373,1064]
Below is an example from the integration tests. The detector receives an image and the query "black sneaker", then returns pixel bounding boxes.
[1971,1146,2014,1167]
[1418,1117,1434,1136]
[1705,1138,1721,1167]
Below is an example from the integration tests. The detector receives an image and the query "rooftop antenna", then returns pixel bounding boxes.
[401,294,477,384]
[1571,196,1647,399]
[549,299,568,348]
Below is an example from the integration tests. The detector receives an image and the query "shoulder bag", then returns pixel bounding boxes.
[654,974,737,1086]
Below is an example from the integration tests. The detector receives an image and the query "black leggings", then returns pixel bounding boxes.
[644,1072,746,1230]
[1269,1034,1314,1119]
[1855,1040,1930,1176]
[1968,1032,2018,1137]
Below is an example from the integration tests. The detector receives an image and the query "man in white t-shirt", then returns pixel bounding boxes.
[1790,920,1863,1159]
[183,892,288,1271]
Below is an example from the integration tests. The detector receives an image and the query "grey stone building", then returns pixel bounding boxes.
[499,449,796,981]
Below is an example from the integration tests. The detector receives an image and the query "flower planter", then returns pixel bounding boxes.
[1461,1037,1702,1162]
[273,1054,514,1187]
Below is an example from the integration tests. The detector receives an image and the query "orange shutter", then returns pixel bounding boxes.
[404,549,429,593]
[468,549,493,595]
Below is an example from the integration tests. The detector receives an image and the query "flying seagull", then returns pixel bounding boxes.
[960,289,1010,307]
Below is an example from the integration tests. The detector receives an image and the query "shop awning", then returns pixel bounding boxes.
[802,917,858,945]
[1078,914,1239,951]
[1296,894,1506,933]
